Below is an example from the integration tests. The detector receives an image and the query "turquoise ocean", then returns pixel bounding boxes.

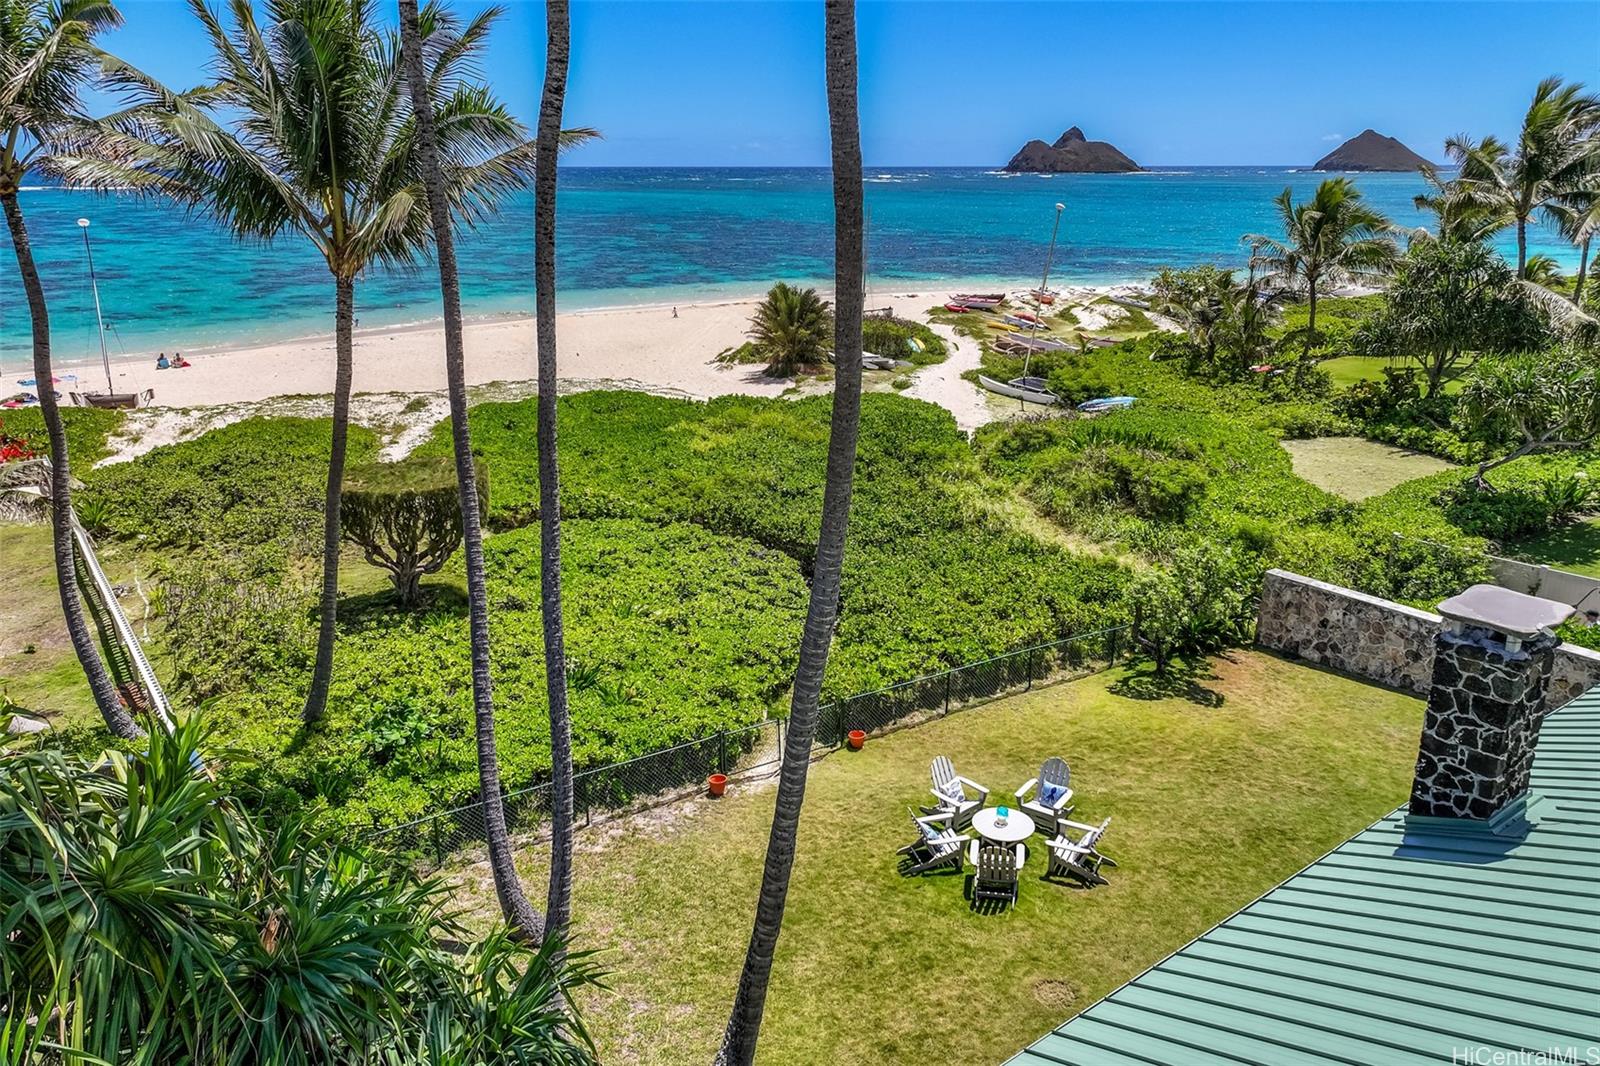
[1,166,1577,370]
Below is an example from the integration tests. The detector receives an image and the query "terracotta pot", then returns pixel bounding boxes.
[707,773,728,797]
[846,729,867,750]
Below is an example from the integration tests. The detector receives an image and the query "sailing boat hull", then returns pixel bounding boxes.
[73,390,153,410]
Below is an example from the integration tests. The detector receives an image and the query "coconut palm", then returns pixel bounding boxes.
[1548,184,1599,306]
[716,2,864,1063]
[532,0,578,945]
[1245,177,1397,356]
[1445,76,1600,278]
[1410,166,1510,244]
[54,0,541,726]
[0,0,140,739]
[395,0,546,940]
[747,281,834,376]
[1522,253,1565,289]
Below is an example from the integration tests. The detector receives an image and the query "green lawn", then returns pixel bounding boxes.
[1281,435,1456,501]
[1318,355,1469,394]
[450,649,1422,1064]
[1509,517,1600,577]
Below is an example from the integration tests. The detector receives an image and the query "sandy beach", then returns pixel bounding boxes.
[73,286,974,408]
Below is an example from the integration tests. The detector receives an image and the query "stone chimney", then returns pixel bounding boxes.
[1409,585,1572,823]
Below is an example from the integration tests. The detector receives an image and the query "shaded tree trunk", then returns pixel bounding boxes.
[302,274,355,724]
[1574,236,1590,308]
[715,3,864,1062]
[397,0,544,939]
[1,188,139,740]
[535,0,576,942]
[1516,217,1527,279]
[1304,280,1317,357]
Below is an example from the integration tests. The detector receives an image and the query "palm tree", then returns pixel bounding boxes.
[56,0,541,725]
[1522,253,1565,288]
[716,2,864,1062]
[532,0,578,945]
[1410,166,1510,244]
[1245,177,1397,356]
[1548,184,1598,306]
[396,0,544,941]
[747,281,834,376]
[1445,76,1600,278]
[1,0,140,739]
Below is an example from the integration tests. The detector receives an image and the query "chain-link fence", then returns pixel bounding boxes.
[372,625,1129,867]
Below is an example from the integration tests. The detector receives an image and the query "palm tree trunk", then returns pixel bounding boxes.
[1516,218,1527,279]
[397,0,544,940]
[1,188,139,740]
[1304,280,1317,358]
[715,3,864,1062]
[1574,236,1590,307]
[302,273,355,725]
[535,0,576,941]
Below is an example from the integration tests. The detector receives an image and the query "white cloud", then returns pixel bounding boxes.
[1321,133,1344,142]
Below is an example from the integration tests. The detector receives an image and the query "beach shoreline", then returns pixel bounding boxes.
[52,278,1151,412]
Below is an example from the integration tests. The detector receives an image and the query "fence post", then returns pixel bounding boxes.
[430,813,444,867]
[944,670,952,714]
[1026,647,1036,690]
[1109,627,1120,663]
[717,730,728,776]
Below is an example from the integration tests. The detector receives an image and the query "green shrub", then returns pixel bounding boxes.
[862,316,947,366]
[342,455,482,606]
[83,416,379,558]
[0,406,123,466]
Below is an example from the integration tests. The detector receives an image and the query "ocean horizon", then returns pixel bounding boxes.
[3,165,1577,370]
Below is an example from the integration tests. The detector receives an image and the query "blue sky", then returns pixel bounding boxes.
[100,0,1599,166]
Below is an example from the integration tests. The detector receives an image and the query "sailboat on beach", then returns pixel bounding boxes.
[978,202,1066,406]
[70,217,152,409]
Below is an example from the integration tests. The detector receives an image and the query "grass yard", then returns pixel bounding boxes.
[1281,435,1456,501]
[1318,355,1468,394]
[1508,517,1600,578]
[449,649,1422,1064]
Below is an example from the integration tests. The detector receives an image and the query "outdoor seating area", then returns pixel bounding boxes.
[485,651,1425,1064]
[902,755,1116,909]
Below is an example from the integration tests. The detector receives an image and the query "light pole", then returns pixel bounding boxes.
[78,218,114,394]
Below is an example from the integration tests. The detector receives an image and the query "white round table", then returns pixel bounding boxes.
[971,807,1035,844]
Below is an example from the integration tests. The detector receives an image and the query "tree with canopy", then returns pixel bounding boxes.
[340,454,483,607]
[54,0,589,725]
[1456,349,1600,486]
[1354,239,1549,397]
[1445,76,1600,278]
[1244,177,1397,356]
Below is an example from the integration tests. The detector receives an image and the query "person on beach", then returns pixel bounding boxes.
[671,306,678,319]
[156,353,170,370]
[173,352,191,368]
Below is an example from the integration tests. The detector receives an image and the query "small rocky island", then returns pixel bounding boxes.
[1311,129,1432,172]
[1004,127,1142,173]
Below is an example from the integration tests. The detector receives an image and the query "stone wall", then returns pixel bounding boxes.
[1256,570,1436,696]
[1256,569,1600,711]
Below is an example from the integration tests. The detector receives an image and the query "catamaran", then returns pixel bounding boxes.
[70,217,152,410]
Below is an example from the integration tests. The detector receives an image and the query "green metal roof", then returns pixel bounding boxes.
[1006,690,1600,1066]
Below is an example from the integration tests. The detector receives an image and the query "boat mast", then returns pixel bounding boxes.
[78,218,113,394]
[1021,202,1066,398]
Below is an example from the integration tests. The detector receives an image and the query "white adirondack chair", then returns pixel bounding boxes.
[969,841,1025,907]
[1045,817,1116,886]
[898,806,971,874]
[1015,756,1074,834]
[921,755,989,829]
